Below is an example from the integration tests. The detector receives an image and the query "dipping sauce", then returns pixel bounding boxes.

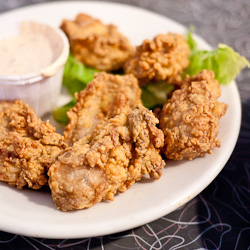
[0,21,59,76]
[0,20,69,117]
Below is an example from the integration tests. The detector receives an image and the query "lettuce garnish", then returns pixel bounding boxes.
[63,54,99,96]
[185,29,197,52]
[185,32,249,84]
[141,81,174,110]
[53,99,76,124]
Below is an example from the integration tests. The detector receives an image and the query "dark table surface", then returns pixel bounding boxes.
[0,0,250,249]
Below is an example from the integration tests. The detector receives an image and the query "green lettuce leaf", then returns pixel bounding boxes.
[186,29,197,52]
[141,81,175,109]
[53,99,77,124]
[63,54,99,96]
[184,32,249,84]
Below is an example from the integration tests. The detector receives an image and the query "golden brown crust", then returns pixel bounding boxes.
[124,33,190,85]
[160,70,228,160]
[61,13,134,71]
[49,105,165,211]
[177,69,222,99]
[0,100,67,189]
[64,72,142,145]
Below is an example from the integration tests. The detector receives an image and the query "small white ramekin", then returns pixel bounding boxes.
[0,21,69,117]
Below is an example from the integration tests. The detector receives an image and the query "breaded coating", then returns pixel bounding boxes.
[61,13,134,71]
[64,72,142,145]
[176,69,222,99]
[124,33,190,85]
[0,100,67,189]
[160,70,228,160]
[49,105,165,211]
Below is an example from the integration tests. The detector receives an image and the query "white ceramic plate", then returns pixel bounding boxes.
[0,1,241,239]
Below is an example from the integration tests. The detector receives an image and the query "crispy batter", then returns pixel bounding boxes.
[124,33,190,85]
[61,13,134,71]
[49,105,165,211]
[64,72,142,145]
[0,100,67,189]
[176,69,222,99]
[160,70,228,160]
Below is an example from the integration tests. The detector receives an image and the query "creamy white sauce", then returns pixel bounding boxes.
[0,22,55,76]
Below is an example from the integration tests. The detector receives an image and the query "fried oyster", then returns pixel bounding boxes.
[64,72,142,145]
[49,105,165,211]
[61,13,134,71]
[160,70,228,160]
[124,33,190,85]
[0,100,67,189]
